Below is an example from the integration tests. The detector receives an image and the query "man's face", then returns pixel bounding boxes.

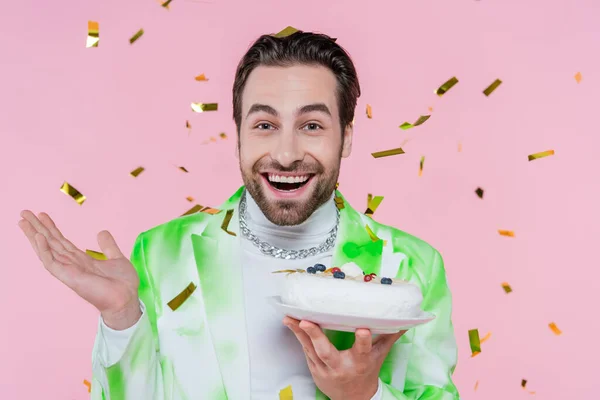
[238,64,353,226]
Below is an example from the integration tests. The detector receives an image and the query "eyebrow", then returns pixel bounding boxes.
[245,103,332,120]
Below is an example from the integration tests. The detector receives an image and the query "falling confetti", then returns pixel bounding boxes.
[399,115,431,130]
[86,250,107,260]
[221,209,237,236]
[178,166,189,173]
[475,187,484,199]
[365,225,387,246]
[186,196,194,202]
[574,72,582,83]
[371,147,405,158]
[279,385,294,400]
[480,332,492,344]
[186,120,191,129]
[418,156,425,177]
[468,329,481,357]
[521,379,536,394]
[501,282,513,293]
[60,182,86,205]
[498,230,515,237]
[549,322,562,336]
[458,142,463,152]
[129,29,144,45]
[83,379,91,393]
[334,196,345,210]
[366,104,373,119]
[274,26,299,38]
[167,282,196,311]
[474,381,479,391]
[365,194,384,217]
[200,206,221,215]
[191,102,218,112]
[86,21,99,48]
[428,106,433,112]
[435,76,459,97]
[130,167,144,177]
[219,132,227,139]
[528,150,555,161]
[161,0,174,8]
[483,79,502,96]
[194,73,208,81]
[182,205,203,216]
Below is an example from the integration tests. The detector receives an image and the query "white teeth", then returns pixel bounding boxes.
[267,174,309,183]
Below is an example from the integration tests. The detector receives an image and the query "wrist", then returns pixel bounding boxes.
[332,378,379,400]
[102,300,142,330]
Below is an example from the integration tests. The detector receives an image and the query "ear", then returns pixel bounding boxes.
[341,123,353,158]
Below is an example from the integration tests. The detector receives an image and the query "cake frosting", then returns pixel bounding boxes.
[279,262,423,319]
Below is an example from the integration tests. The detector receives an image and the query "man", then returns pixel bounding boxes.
[18,31,459,399]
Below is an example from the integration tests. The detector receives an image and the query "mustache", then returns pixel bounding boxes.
[252,160,324,174]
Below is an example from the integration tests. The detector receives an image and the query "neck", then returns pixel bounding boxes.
[244,191,338,250]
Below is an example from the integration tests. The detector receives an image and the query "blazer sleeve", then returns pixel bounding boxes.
[90,233,172,400]
[380,249,460,400]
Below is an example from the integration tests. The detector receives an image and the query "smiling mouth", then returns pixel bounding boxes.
[263,173,313,192]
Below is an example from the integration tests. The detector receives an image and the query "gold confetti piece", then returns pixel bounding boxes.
[178,166,189,173]
[186,120,191,129]
[365,194,384,217]
[83,379,91,393]
[86,250,107,260]
[182,204,203,216]
[521,379,536,394]
[475,187,484,199]
[498,230,515,237]
[129,29,144,45]
[365,225,387,246]
[130,166,144,177]
[435,76,459,97]
[483,79,502,96]
[428,106,433,112]
[399,115,431,130]
[502,282,513,293]
[186,196,194,202]
[418,156,425,177]
[480,332,491,344]
[161,0,174,8]
[219,132,227,139]
[194,73,208,81]
[474,381,479,391]
[468,329,481,357]
[200,206,221,215]
[528,150,555,161]
[574,72,582,83]
[458,142,463,152]
[274,26,299,38]
[334,195,345,210]
[272,269,305,274]
[549,322,562,335]
[167,282,196,311]
[191,102,218,112]
[60,182,86,205]
[86,21,99,48]
[371,147,405,158]
[279,384,294,400]
[221,209,236,236]
[366,104,373,119]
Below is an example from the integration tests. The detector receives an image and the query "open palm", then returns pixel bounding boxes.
[18,210,139,317]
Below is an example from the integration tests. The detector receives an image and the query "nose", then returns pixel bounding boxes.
[271,131,303,168]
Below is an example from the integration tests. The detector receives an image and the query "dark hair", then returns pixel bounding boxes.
[232,31,361,134]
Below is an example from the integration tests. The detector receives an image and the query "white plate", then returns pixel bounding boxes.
[268,296,436,334]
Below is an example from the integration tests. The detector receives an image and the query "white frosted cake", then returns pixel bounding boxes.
[279,262,423,319]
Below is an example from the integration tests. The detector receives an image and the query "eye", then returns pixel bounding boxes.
[255,122,275,130]
[302,122,322,131]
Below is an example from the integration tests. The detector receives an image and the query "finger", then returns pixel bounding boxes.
[21,210,65,253]
[284,318,326,369]
[373,330,406,357]
[97,230,125,260]
[299,320,340,369]
[351,328,372,357]
[35,233,57,271]
[38,212,78,252]
[19,219,40,256]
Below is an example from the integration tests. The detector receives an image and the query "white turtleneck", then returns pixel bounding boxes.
[99,192,383,399]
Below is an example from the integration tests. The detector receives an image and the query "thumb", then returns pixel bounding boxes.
[97,230,125,260]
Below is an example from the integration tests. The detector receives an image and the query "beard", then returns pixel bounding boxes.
[240,156,341,226]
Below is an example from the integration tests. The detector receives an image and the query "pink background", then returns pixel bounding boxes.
[1,0,599,398]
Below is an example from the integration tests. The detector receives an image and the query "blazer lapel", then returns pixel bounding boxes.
[191,188,250,399]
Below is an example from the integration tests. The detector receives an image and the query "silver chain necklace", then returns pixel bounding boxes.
[238,191,340,260]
